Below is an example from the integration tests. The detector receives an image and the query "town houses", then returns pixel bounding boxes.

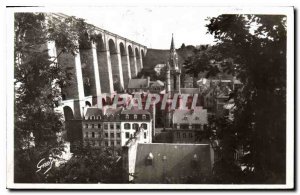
[64,32,241,183]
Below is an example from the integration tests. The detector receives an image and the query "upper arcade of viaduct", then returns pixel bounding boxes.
[48,13,147,119]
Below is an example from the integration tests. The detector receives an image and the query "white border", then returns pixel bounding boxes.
[5,5,294,189]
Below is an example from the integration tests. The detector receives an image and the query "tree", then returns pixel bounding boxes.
[180,43,186,49]
[14,13,119,183]
[44,143,124,183]
[14,13,68,182]
[206,15,286,183]
[182,45,218,87]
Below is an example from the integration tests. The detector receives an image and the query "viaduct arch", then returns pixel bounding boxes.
[48,13,147,120]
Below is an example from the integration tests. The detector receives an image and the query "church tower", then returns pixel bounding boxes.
[165,34,181,128]
[166,34,181,96]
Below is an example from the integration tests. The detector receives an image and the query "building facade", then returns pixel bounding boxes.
[172,107,208,143]
[82,107,153,148]
[120,109,153,146]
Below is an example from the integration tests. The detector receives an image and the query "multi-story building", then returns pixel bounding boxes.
[82,108,103,147]
[171,107,208,143]
[102,108,123,147]
[120,109,153,146]
[82,107,153,148]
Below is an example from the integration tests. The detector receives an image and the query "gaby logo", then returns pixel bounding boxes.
[36,157,54,174]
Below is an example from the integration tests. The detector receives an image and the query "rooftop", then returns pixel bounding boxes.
[173,107,208,125]
[180,88,200,94]
[128,79,148,89]
[121,109,151,115]
[84,107,102,117]
[134,143,213,183]
[150,80,164,87]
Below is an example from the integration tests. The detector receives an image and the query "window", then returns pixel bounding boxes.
[183,133,186,138]
[183,116,188,121]
[125,114,129,119]
[116,124,120,129]
[141,123,148,129]
[85,124,88,128]
[104,124,108,130]
[92,132,95,138]
[92,124,95,128]
[110,132,114,138]
[124,123,130,129]
[195,116,200,120]
[98,124,101,129]
[117,141,121,145]
[133,123,139,130]
[97,116,101,120]
[176,132,180,138]
[146,153,154,166]
[134,114,137,120]
[126,132,130,138]
[105,141,108,146]
[189,133,193,138]
[144,132,147,139]
[110,124,114,129]
[98,132,101,138]
[91,116,95,120]
[85,132,89,138]
[142,114,146,120]
[105,133,108,138]
[117,133,120,138]
[111,141,114,146]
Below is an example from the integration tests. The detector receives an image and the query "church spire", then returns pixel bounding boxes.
[170,33,175,51]
[168,34,178,70]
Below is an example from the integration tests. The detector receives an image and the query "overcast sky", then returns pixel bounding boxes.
[64,7,220,49]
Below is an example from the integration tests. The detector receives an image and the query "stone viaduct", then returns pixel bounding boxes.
[47,13,147,124]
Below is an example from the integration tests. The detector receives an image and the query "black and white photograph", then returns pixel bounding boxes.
[4,3,294,190]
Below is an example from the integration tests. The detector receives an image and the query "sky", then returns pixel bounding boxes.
[64,7,220,49]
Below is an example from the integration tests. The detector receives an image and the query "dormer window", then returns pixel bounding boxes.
[195,116,200,120]
[125,114,129,120]
[145,152,154,166]
[134,114,138,120]
[91,116,95,120]
[142,114,146,120]
[183,116,188,121]
[191,154,199,169]
[97,115,101,120]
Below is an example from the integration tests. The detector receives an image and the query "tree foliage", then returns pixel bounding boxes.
[206,15,286,183]
[45,143,124,183]
[14,13,122,183]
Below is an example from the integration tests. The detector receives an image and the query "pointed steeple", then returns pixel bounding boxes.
[170,33,175,51]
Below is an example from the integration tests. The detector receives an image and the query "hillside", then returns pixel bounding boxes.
[142,45,196,72]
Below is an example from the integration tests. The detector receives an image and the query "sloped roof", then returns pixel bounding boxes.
[105,107,122,116]
[173,108,208,125]
[128,79,148,89]
[134,143,213,183]
[180,88,200,94]
[85,107,102,117]
[150,80,164,87]
[121,109,151,115]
